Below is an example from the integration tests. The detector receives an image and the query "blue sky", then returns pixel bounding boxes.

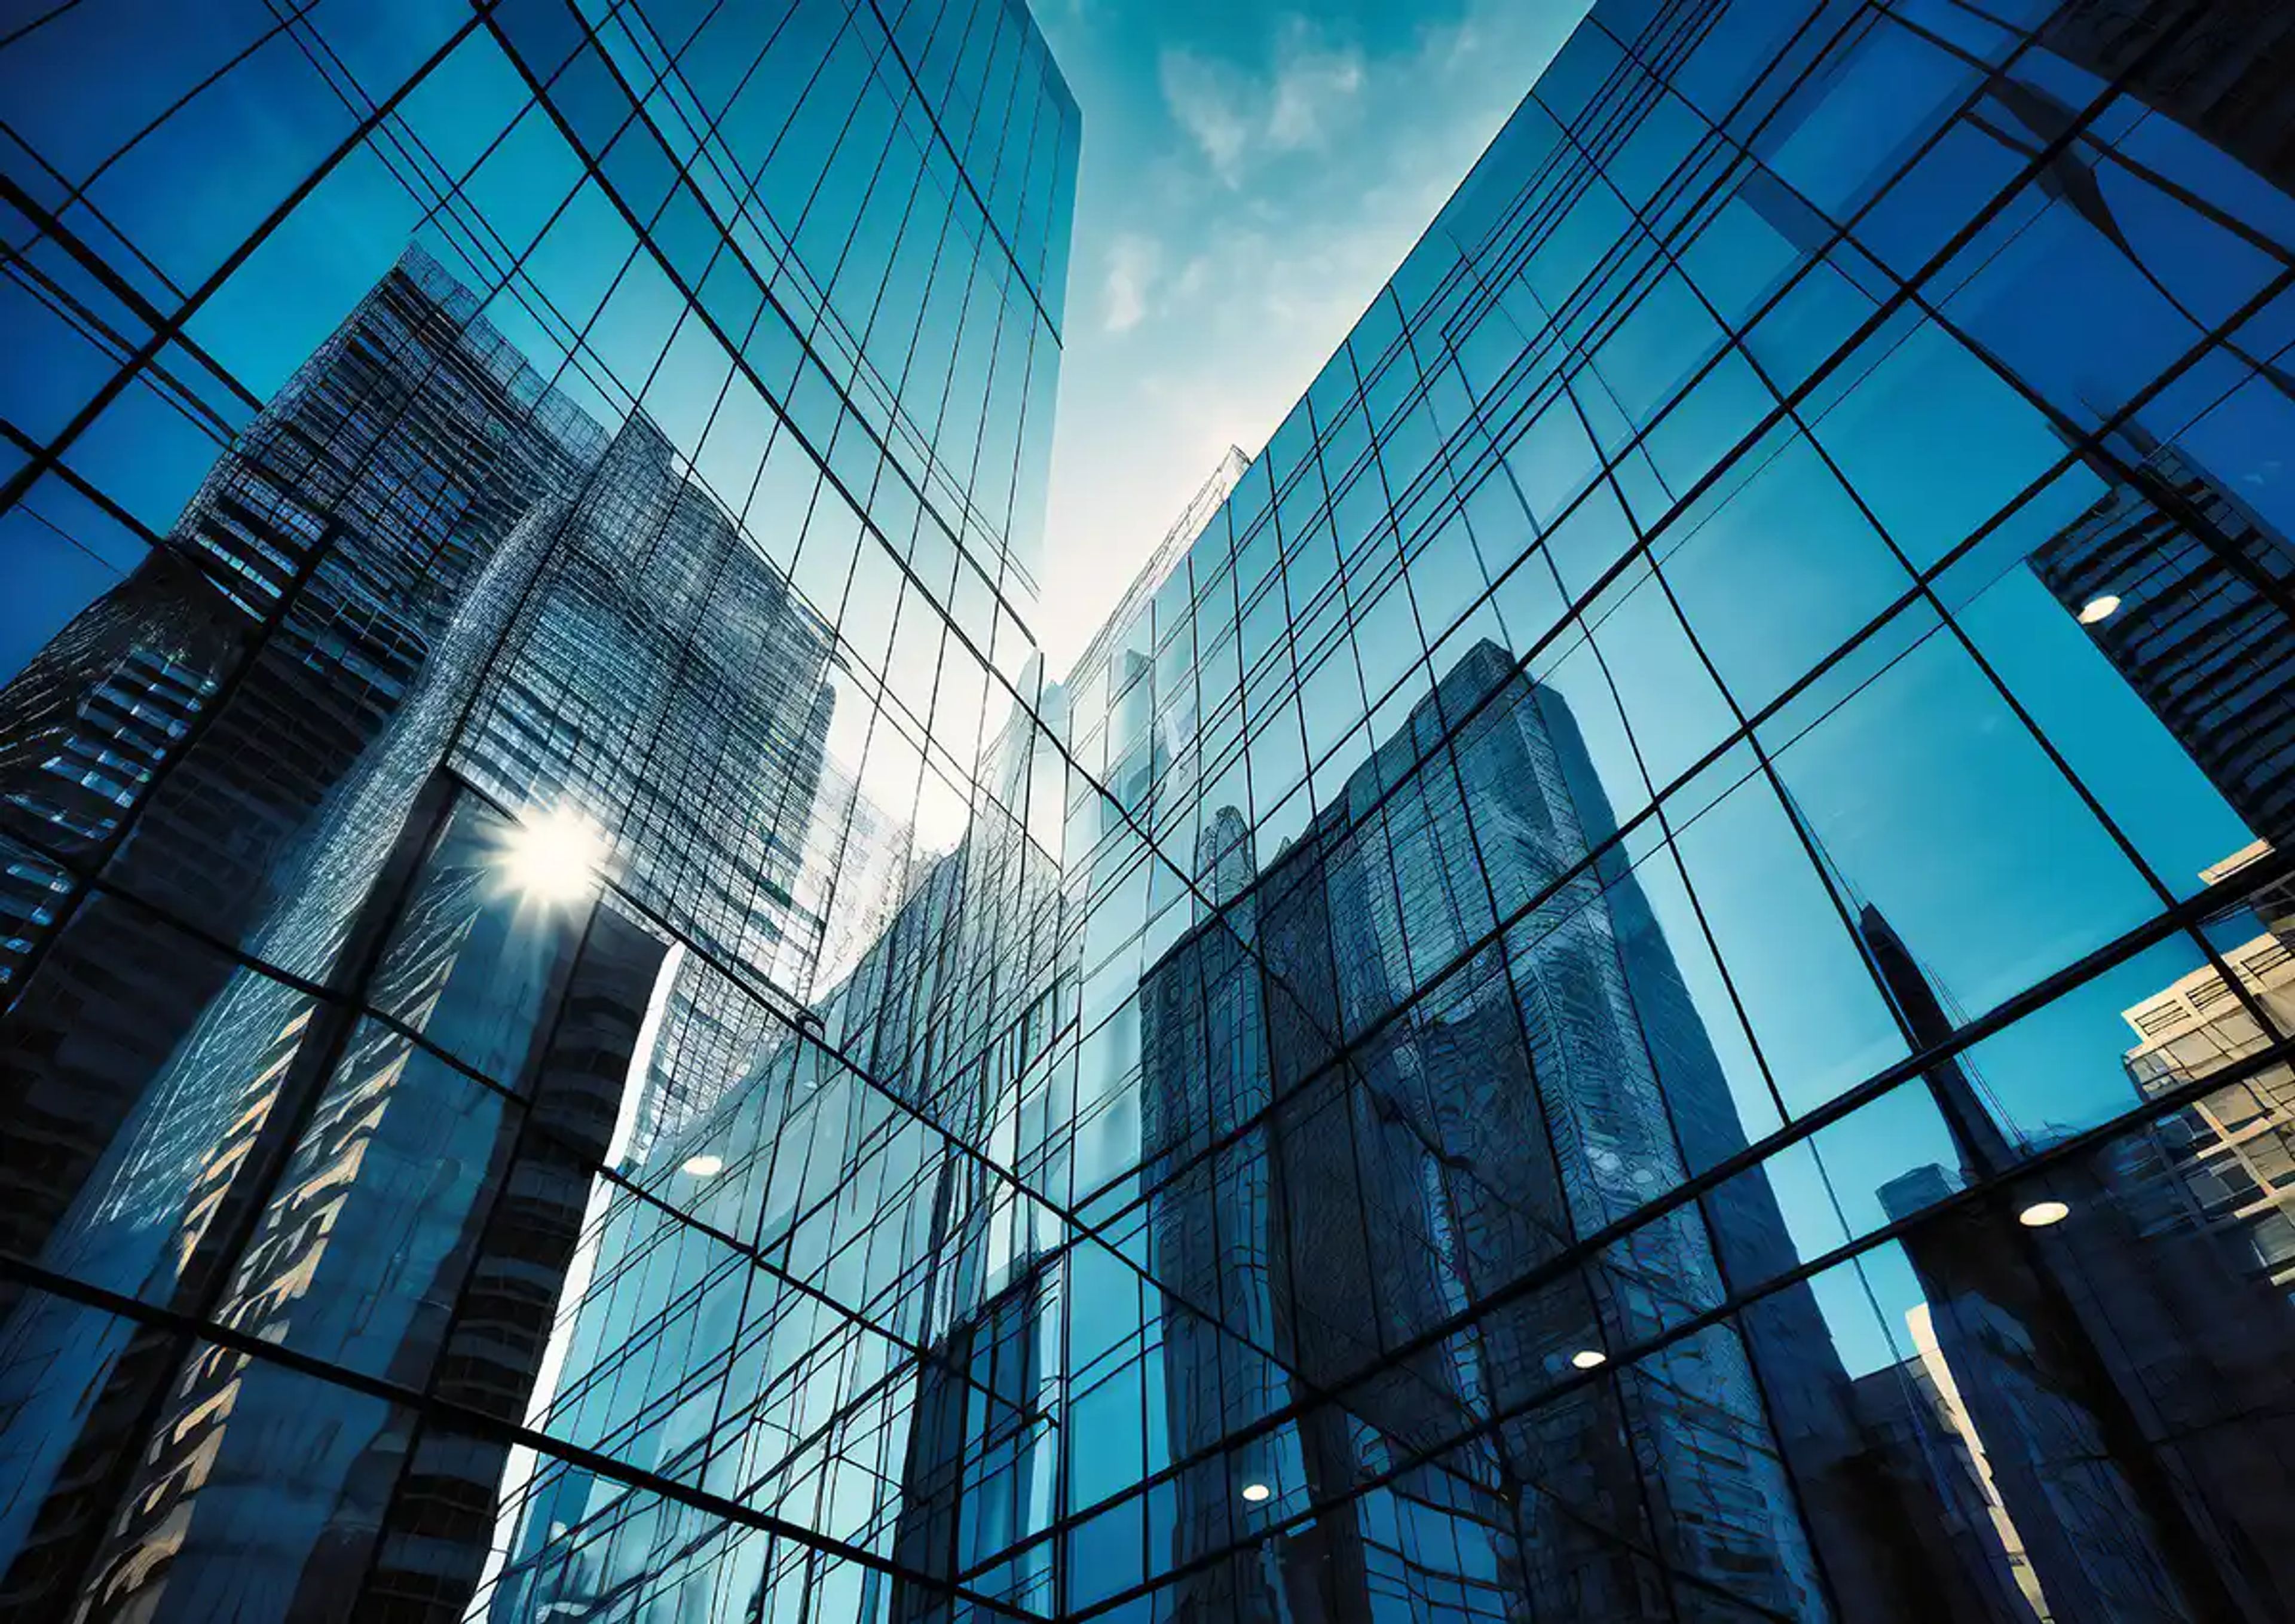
[1030,0,1593,672]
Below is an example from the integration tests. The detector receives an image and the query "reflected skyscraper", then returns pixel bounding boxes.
[1844,1306,2053,1624]
[2031,444,2295,851]
[2116,876,2295,1293]
[60,791,671,1620]
[0,250,600,1311]
[1868,901,2295,1621]
[884,1256,1052,1624]
[2043,1,2295,192]
[1143,641,1840,1621]
[455,409,841,1148]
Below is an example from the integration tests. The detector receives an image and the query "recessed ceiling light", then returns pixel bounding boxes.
[1240,1481,1271,1503]
[681,1154,724,1178]
[500,805,605,904]
[2077,594,2122,625]
[2017,1198,2070,1228]
[1571,1348,1608,1371]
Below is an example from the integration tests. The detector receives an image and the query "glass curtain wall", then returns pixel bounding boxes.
[0,0,1078,1617]
[1010,0,2295,1618]
[5,1,2295,1622]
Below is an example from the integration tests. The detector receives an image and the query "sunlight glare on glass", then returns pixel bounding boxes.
[2077,594,2122,625]
[1571,1348,1608,1370]
[2018,1199,2070,1228]
[681,1154,724,1178]
[1240,1481,1271,1504]
[500,805,606,904]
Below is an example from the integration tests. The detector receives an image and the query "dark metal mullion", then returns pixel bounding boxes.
[1890,0,2295,271]
[1114,0,1993,1072]
[0,248,243,435]
[1541,218,2005,1624]
[0,417,162,549]
[593,0,1038,649]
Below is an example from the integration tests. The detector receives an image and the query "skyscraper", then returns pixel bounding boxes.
[0,0,1081,1614]
[1844,1305,2052,1624]
[8,0,2295,1619]
[2115,879,2295,1292]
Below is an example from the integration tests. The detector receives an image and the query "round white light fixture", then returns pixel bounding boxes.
[2077,594,2122,625]
[1571,1348,1609,1371]
[500,806,606,904]
[1240,1481,1272,1504]
[681,1154,725,1178]
[2017,1198,2070,1228]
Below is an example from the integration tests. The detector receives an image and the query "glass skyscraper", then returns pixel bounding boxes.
[5,0,2295,1620]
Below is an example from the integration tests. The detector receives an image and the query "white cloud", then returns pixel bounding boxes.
[1159,17,1366,186]
[1102,232,1160,332]
[1158,48,1255,184]
[1038,0,1596,674]
[1266,20,1365,152]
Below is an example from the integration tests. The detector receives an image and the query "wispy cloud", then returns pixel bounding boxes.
[1158,16,1366,186]
[1102,231,1160,332]
[1035,0,1595,673]
[1266,19,1364,152]
[1158,48,1255,183]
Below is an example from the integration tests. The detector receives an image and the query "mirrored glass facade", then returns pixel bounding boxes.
[4,0,2295,1620]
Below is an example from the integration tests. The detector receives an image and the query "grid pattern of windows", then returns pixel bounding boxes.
[5,0,2295,1621]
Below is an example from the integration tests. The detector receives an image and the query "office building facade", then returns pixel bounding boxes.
[0,0,1078,1617]
[7,0,2295,1620]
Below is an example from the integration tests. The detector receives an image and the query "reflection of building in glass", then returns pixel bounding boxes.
[2116,865,2295,1294]
[2031,445,2295,849]
[0,551,231,990]
[1142,640,1841,1621]
[458,411,841,1150]
[74,791,667,1618]
[2042,2,2295,193]
[1847,1305,2053,1624]
[0,234,858,1615]
[0,249,599,1330]
[475,699,1069,1623]
[1868,902,2295,1621]
[801,758,920,997]
[13,0,2295,1617]
[883,1256,1051,1624]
